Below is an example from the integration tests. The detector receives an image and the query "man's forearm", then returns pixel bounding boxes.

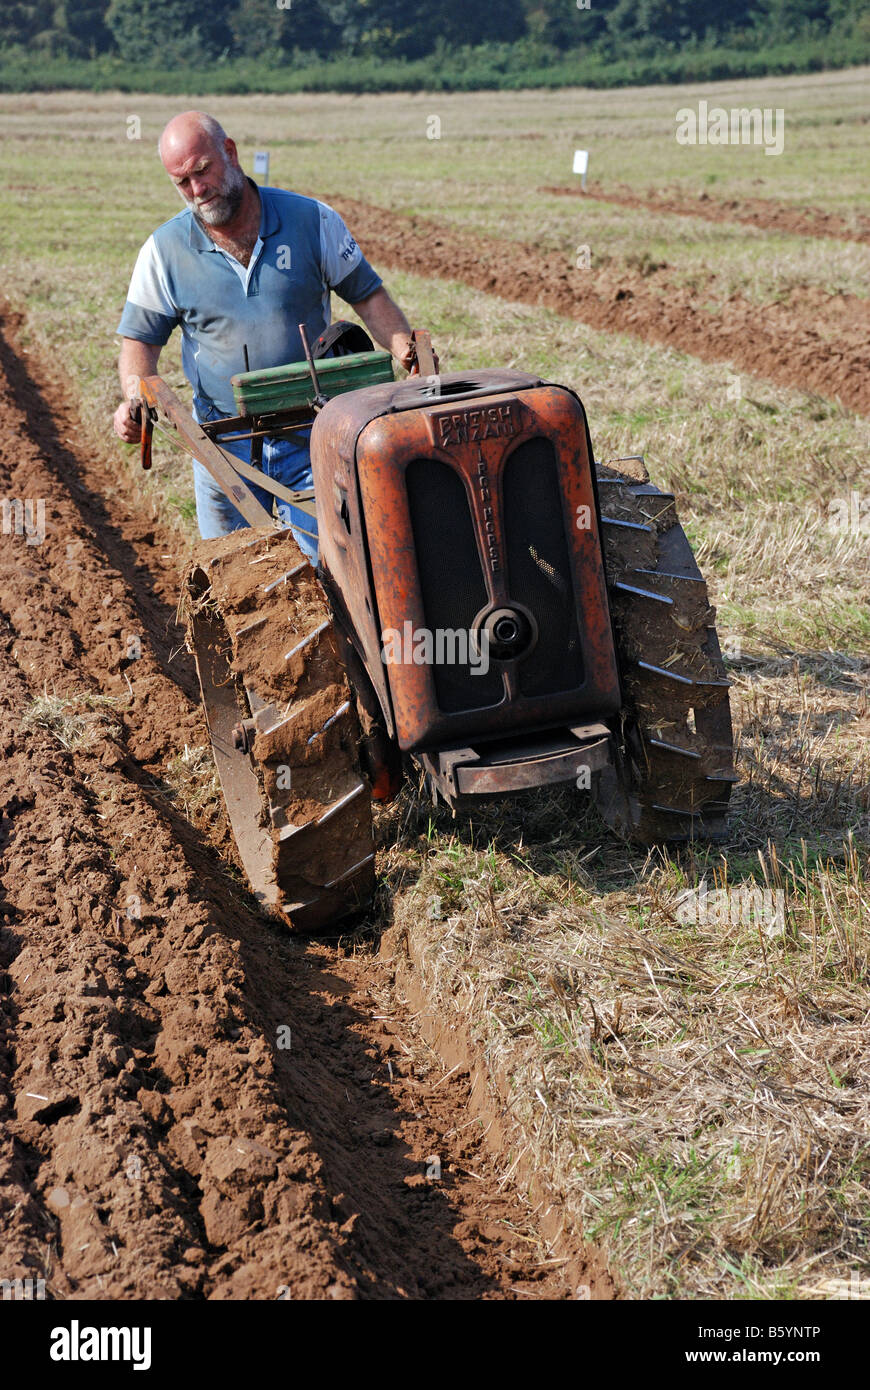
[118,338,162,400]
[351,287,413,367]
[114,338,162,442]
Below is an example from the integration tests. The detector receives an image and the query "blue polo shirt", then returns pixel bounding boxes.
[117,183,382,419]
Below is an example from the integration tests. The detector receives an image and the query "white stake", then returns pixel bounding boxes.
[573,149,589,191]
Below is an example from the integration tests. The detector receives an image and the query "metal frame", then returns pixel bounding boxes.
[137,375,318,522]
[418,722,613,807]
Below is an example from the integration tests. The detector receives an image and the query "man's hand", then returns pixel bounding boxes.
[406,333,441,376]
[113,397,142,442]
[390,332,441,376]
[392,334,417,373]
[352,287,439,374]
[115,337,162,442]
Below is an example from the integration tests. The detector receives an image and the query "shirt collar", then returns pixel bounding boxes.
[257,182,279,238]
[188,212,212,252]
[187,178,274,250]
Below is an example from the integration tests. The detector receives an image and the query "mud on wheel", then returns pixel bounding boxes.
[184,527,376,931]
[593,458,737,842]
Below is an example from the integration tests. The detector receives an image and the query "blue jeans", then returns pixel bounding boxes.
[192,427,319,564]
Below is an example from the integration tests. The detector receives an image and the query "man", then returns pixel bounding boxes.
[114,110,424,561]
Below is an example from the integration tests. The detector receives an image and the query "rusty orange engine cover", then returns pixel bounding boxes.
[311,371,620,752]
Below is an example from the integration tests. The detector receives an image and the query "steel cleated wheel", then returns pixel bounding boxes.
[593,458,737,842]
[184,527,376,931]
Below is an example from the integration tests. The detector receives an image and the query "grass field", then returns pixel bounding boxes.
[1,74,868,1300]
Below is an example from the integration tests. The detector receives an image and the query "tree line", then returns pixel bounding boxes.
[2,0,867,67]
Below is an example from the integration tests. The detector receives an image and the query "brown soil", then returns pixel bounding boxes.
[0,312,614,1300]
[538,183,870,245]
[326,195,870,416]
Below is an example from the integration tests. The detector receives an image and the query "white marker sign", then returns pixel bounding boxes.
[573,148,589,189]
[253,150,270,181]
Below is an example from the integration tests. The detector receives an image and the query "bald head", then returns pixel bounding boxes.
[159,110,247,228]
[159,110,227,164]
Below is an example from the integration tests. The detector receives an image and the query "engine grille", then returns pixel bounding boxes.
[405,457,504,713]
[503,438,584,697]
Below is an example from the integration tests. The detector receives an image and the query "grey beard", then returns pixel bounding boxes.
[190,165,247,227]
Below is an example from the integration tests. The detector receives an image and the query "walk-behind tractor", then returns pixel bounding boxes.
[137,328,735,931]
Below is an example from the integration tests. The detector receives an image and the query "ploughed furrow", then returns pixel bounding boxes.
[185,530,376,932]
[0,315,592,1299]
[0,648,356,1300]
[595,459,735,841]
[0,325,361,1299]
[538,183,870,246]
[322,193,870,417]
